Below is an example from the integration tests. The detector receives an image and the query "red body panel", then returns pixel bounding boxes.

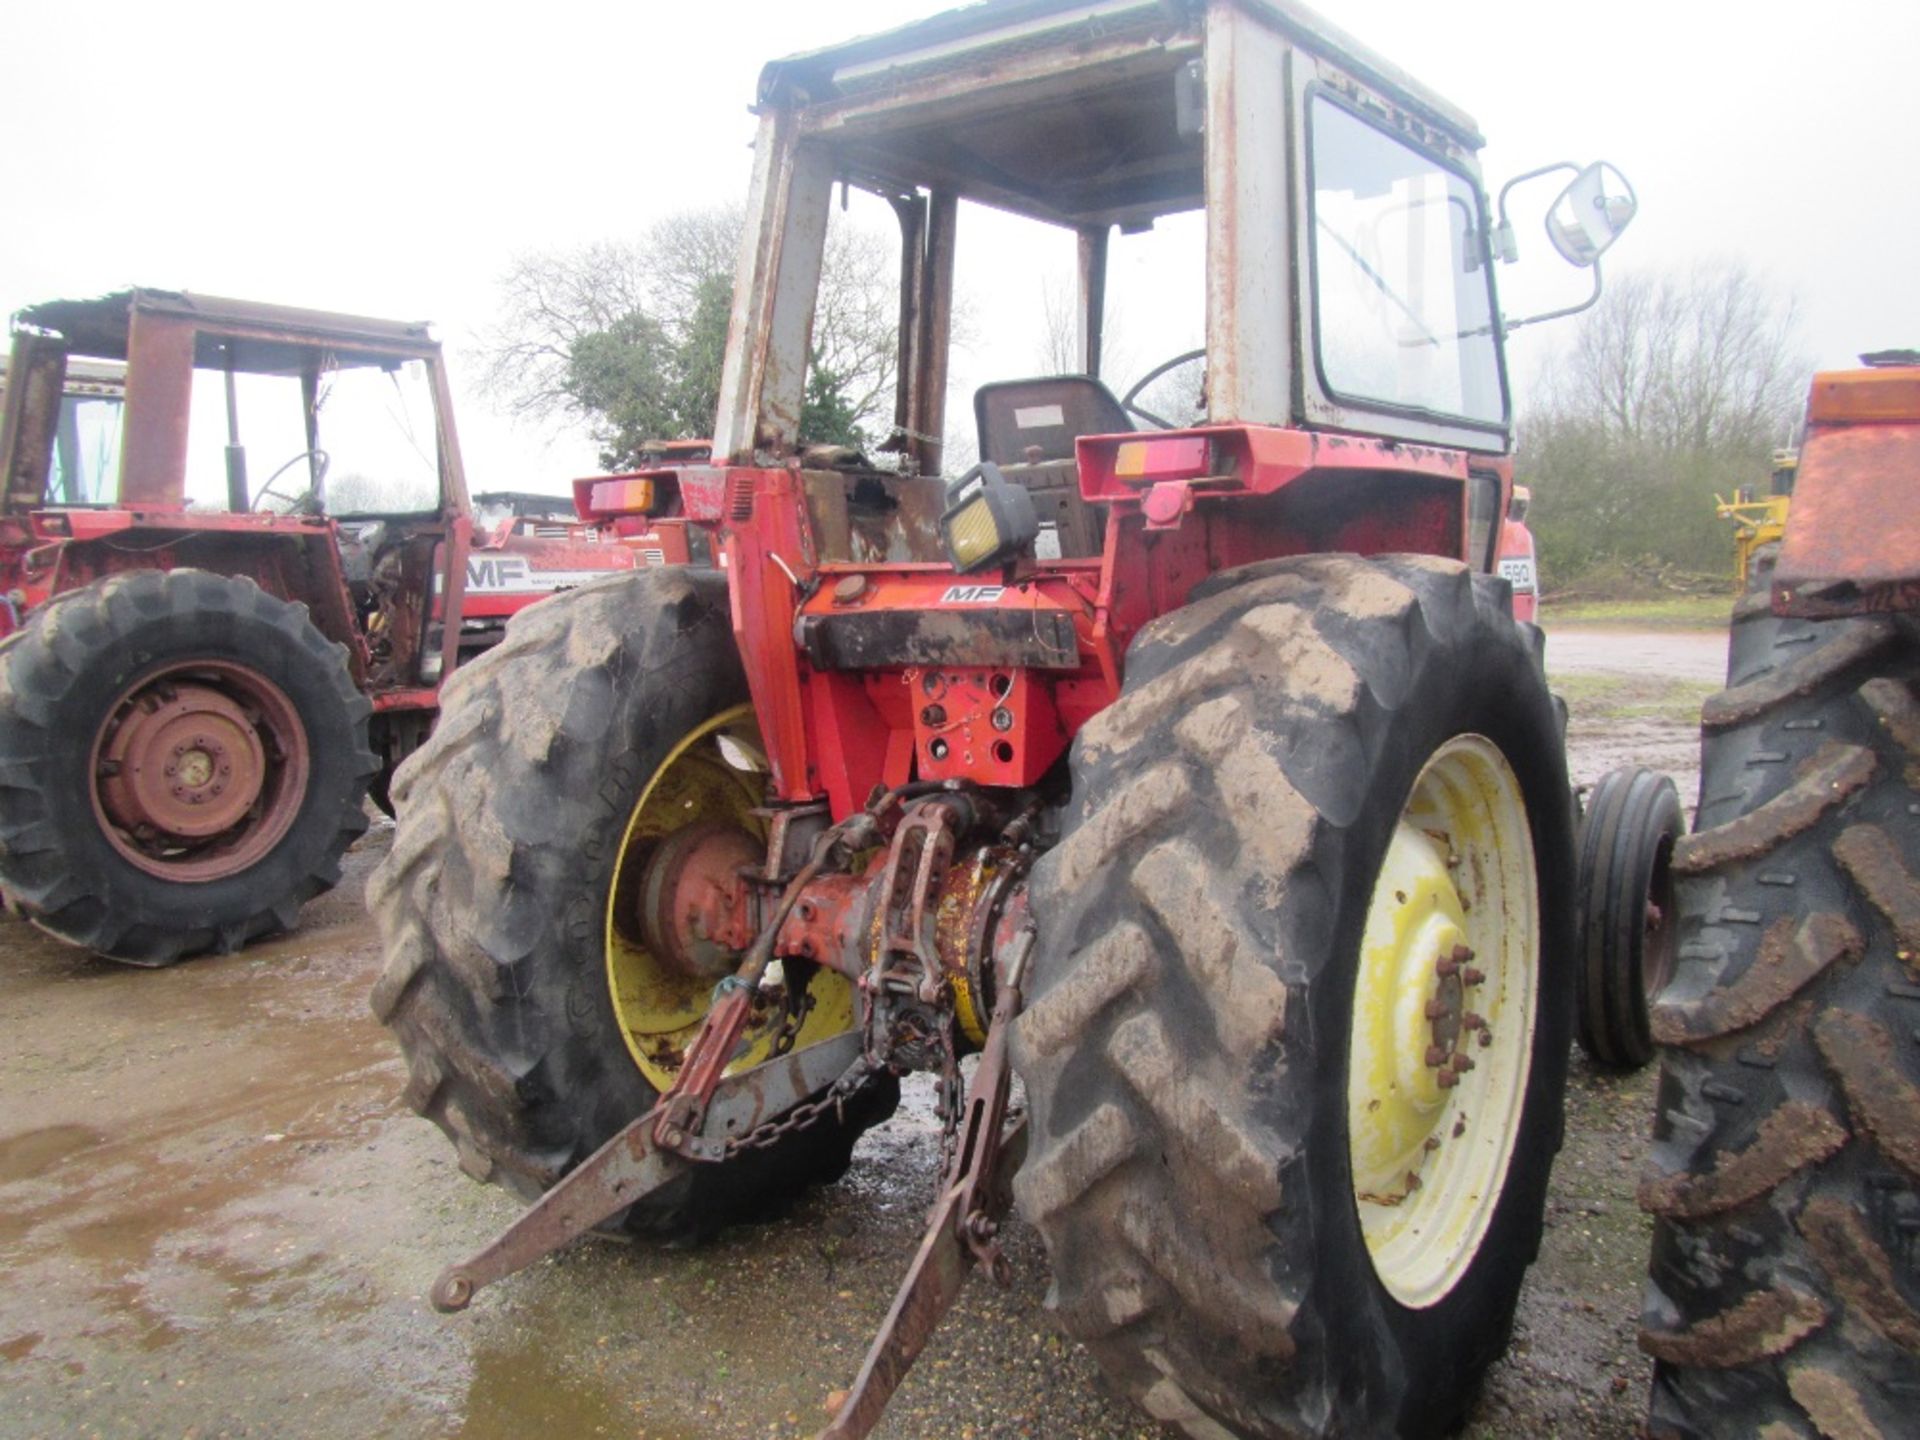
[1776,363,1920,616]
[710,424,1496,819]
[1497,515,1538,624]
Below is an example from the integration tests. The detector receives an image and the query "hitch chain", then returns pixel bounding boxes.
[725,1054,879,1155]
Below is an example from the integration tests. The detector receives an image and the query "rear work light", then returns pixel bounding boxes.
[941,463,1039,573]
[586,476,656,517]
[1112,436,1210,483]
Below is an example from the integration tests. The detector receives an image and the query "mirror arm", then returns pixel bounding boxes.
[1493,162,1580,264]
[1500,260,1605,335]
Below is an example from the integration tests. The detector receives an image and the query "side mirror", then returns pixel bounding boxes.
[1490,158,1639,333]
[1546,162,1637,268]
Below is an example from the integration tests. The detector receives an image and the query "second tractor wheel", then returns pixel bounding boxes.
[1012,555,1576,1439]
[1640,609,1920,1438]
[368,567,896,1242]
[1575,765,1685,1070]
[0,568,376,964]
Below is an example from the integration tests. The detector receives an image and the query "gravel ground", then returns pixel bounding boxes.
[0,621,1721,1439]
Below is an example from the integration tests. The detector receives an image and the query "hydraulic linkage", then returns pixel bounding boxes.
[425,777,1038,1440]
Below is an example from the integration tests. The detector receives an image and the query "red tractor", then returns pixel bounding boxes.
[1638,353,1920,1438]
[372,4,1660,1436]
[0,289,640,964]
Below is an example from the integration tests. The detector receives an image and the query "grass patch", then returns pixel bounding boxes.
[1550,671,1717,726]
[1541,594,1734,629]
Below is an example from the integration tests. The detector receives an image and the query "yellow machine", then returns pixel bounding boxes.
[1715,447,1796,587]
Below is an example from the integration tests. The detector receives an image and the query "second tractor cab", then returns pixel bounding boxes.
[0,288,637,963]
[372,4,1666,1437]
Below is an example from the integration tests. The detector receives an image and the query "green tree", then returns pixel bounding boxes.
[478,206,901,469]
[800,358,865,449]
[563,311,679,470]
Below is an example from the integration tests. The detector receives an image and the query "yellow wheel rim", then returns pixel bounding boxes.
[1347,735,1538,1309]
[604,704,856,1091]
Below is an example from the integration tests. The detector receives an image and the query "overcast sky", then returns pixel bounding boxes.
[5,0,1916,492]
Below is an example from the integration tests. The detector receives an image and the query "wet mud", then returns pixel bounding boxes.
[0,620,1715,1439]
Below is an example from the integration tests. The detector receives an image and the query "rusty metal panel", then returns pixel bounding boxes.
[1205,2,1292,428]
[1,331,66,513]
[1076,225,1108,377]
[798,607,1081,672]
[801,471,947,563]
[119,309,196,507]
[914,192,957,476]
[1774,422,1920,614]
[712,108,833,465]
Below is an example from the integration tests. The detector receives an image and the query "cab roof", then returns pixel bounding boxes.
[756,0,1480,231]
[13,289,437,367]
[760,0,1482,147]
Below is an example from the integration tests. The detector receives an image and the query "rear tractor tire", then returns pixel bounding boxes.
[1575,765,1685,1070]
[1012,554,1576,1439]
[368,567,896,1242]
[0,568,375,964]
[1640,608,1920,1438]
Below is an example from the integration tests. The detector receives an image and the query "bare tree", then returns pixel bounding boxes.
[1520,257,1812,589]
[473,240,651,422]
[1030,270,1133,383]
[1537,259,1808,452]
[1033,275,1081,376]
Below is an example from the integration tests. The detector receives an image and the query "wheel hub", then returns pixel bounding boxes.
[89,662,309,881]
[636,821,760,981]
[98,683,267,839]
[1347,735,1538,1310]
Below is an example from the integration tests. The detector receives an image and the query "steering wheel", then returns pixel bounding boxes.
[1119,349,1205,429]
[253,448,330,512]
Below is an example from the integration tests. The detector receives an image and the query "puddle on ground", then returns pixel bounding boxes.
[0,1123,105,1183]
[0,1330,43,1361]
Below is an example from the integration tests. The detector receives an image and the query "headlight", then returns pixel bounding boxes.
[940,463,1039,574]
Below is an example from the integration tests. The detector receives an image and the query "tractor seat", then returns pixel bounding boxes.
[973,375,1131,560]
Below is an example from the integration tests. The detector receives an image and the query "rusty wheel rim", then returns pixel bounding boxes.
[90,661,310,881]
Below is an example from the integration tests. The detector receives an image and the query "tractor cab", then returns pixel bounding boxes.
[648,0,1634,812]
[718,0,1633,475]
[0,289,471,685]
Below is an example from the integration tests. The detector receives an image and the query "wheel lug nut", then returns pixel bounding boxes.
[1461,966,1486,986]
[165,763,177,777]
[1451,1052,1475,1073]
[1461,1012,1485,1031]
[1423,999,1449,1019]
[1423,1136,1441,1152]
[1478,1029,1494,1048]
[1425,1044,1448,1068]
[1437,1069,1460,1090]
[1435,955,1459,977]
[1451,944,1474,964]
[1404,1171,1422,1192]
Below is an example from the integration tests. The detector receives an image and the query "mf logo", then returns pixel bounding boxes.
[940,584,1004,604]
[467,556,532,591]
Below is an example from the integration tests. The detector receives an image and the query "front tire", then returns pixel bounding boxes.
[368,568,894,1241]
[1011,555,1576,1438]
[0,568,374,964]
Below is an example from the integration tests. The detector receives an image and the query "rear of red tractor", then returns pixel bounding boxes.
[372,4,1658,1436]
[0,289,637,962]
